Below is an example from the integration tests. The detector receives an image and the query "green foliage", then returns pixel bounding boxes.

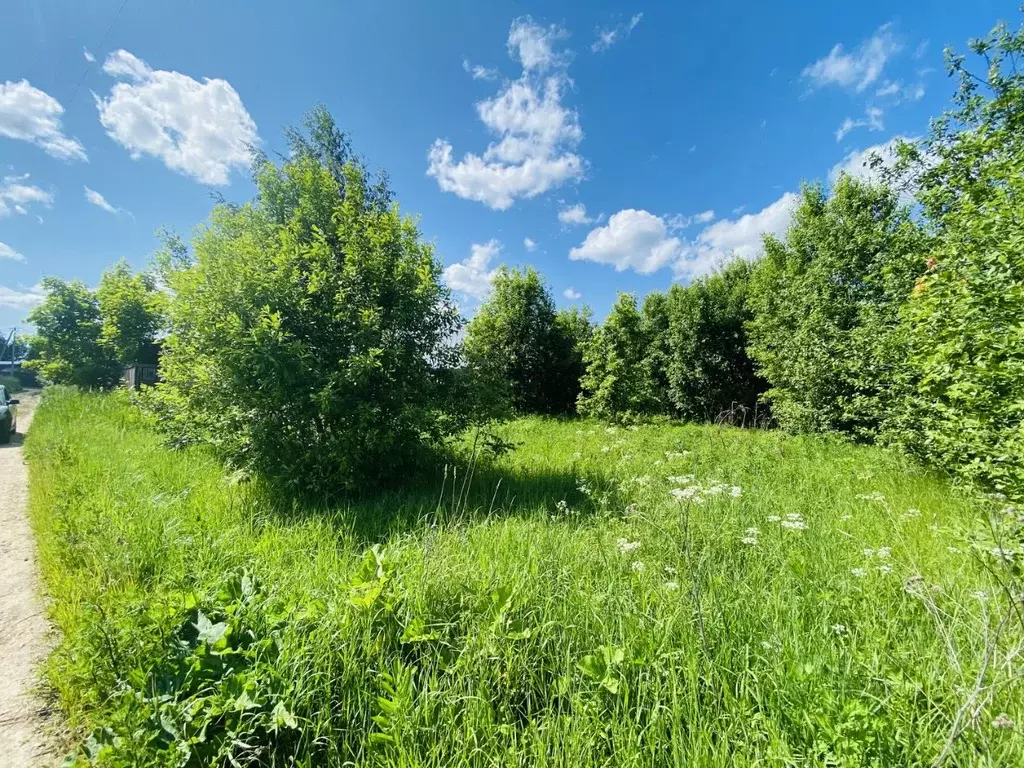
[24,277,120,388]
[464,267,591,414]
[151,108,466,493]
[577,293,660,420]
[27,388,1024,766]
[664,260,766,423]
[96,260,166,366]
[0,374,23,393]
[746,177,927,439]
[890,17,1024,499]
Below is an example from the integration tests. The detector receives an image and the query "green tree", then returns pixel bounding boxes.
[152,108,466,493]
[891,16,1024,497]
[464,267,587,414]
[24,278,120,387]
[97,260,166,365]
[666,260,766,423]
[746,177,927,438]
[578,293,659,420]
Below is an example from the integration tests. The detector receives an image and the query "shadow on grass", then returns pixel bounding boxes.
[255,447,619,546]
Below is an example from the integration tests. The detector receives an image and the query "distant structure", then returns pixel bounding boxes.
[122,341,162,390]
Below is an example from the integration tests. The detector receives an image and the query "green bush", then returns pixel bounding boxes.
[151,108,467,493]
[746,177,927,439]
[464,267,591,415]
[577,293,660,420]
[664,260,766,423]
[890,18,1024,498]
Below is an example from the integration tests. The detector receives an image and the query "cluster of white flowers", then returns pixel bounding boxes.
[627,425,639,431]
[988,546,1018,563]
[856,491,886,503]
[553,500,578,519]
[851,567,867,578]
[668,478,742,505]
[664,450,691,461]
[601,445,611,453]
[616,537,642,555]
[605,426,619,435]
[664,565,677,577]
[631,560,646,574]
[741,527,760,546]
[764,513,807,531]
[572,451,582,460]
[663,580,680,591]
[670,486,704,503]
[832,623,847,635]
[855,546,894,576]
[902,508,922,519]
[992,713,1015,730]
[862,547,891,559]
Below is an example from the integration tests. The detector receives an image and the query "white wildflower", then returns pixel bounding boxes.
[903,508,922,518]
[857,492,886,503]
[631,560,646,573]
[730,486,742,497]
[664,565,677,576]
[972,590,989,601]
[832,623,847,635]
[992,713,1015,730]
[767,515,781,523]
[616,538,641,555]
[840,514,853,521]
[989,546,1017,563]
[663,580,680,591]
[851,568,867,578]
[601,446,611,453]
[668,475,695,485]
[741,535,759,545]
[878,565,893,575]
[863,548,876,558]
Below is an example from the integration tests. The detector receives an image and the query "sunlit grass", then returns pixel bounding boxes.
[27,388,1024,766]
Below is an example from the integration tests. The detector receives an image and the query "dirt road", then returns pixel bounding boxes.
[0,392,58,766]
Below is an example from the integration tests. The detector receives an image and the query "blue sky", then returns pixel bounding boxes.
[1,0,1019,332]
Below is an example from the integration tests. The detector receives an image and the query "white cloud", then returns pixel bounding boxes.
[592,13,643,53]
[507,17,570,72]
[0,283,45,310]
[443,239,502,300]
[829,135,916,187]
[802,23,901,93]
[907,84,925,101]
[524,237,537,251]
[558,202,596,226]
[563,287,581,300]
[83,185,119,214]
[674,193,799,279]
[95,50,258,185]
[0,242,26,262]
[875,79,901,97]
[0,173,53,218]
[84,48,95,63]
[569,209,683,274]
[462,59,499,81]
[666,209,715,231]
[835,106,884,141]
[0,80,87,161]
[428,18,584,210]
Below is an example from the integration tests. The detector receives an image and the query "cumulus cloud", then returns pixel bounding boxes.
[558,202,596,226]
[835,106,884,141]
[95,50,258,185]
[673,193,799,279]
[569,209,682,274]
[0,79,87,161]
[0,173,53,218]
[0,283,45,310]
[592,13,643,53]
[802,23,901,93]
[0,242,26,262]
[83,185,120,214]
[563,287,581,300]
[524,237,537,251]
[443,239,503,301]
[428,17,584,210]
[84,48,96,63]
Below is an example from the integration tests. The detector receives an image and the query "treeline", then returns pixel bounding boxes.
[22,18,1024,500]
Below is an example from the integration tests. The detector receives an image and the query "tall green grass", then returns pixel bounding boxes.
[27,387,1024,766]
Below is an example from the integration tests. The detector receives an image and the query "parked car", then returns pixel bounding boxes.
[0,384,19,443]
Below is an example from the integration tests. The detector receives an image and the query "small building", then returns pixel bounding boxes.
[122,341,162,390]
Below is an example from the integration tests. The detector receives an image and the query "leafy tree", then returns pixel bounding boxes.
[891,16,1024,497]
[97,260,166,365]
[746,177,927,438]
[578,293,660,420]
[665,260,766,423]
[641,291,673,414]
[152,108,466,493]
[464,267,588,414]
[24,278,120,387]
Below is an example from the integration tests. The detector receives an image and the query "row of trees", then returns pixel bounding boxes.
[20,17,1024,500]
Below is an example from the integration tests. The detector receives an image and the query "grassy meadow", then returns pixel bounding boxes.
[27,387,1024,766]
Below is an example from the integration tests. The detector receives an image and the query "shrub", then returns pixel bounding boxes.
[664,260,766,423]
[24,277,121,388]
[464,267,591,415]
[891,17,1024,498]
[152,108,467,493]
[578,293,660,420]
[96,260,166,366]
[746,178,927,439]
